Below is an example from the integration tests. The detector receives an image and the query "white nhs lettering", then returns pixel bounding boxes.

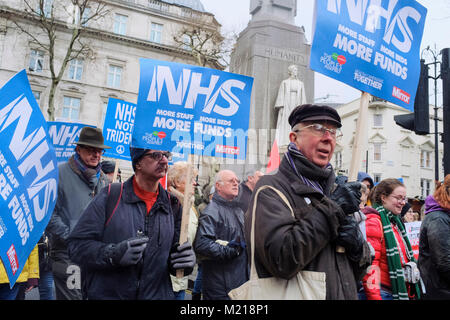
[327,0,423,53]
[146,65,246,117]
[48,124,81,146]
[0,95,57,224]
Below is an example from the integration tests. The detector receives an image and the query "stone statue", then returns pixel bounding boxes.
[274,64,306,147]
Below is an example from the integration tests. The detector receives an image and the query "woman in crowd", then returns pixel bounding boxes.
[359,178,421,300]
[418,174,450,300]
[167,161,199,300]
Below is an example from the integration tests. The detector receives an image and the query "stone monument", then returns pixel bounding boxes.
[229,0,314,176]
[274,64,306,149]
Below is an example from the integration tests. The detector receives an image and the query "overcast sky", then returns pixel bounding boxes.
[201,0,450,105]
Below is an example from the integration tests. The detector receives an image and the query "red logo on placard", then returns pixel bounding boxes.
[392,86,411,104]
[215,145,240,155]
[7,244,19,275]
[157,131,166,139]
[337,55,347,65]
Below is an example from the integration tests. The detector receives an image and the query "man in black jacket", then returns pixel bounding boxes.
[237,169,264,213]
[245,104,371,300]
[194,170,248,300]
[67,147,196,299]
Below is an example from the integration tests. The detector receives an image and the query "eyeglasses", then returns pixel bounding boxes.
[81,146,105,155]
[390,195,407,203]
[295,123,343,139]
[142,151,172,162]
[223,178,240,185]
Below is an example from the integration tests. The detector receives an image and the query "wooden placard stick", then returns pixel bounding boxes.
[176,154,195,278]
[348,91,370,182]
[112,161,119,183]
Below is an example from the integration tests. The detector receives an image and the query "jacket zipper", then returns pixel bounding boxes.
[136,204,148,299]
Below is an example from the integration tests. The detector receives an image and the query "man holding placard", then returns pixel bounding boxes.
[67,147,196,299]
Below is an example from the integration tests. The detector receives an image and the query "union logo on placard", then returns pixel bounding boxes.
[143,132,163,145]
[319,53,343,74]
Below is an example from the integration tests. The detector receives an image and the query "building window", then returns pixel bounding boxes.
[62,96,81,120]
[334,151,342,169]
[81,7,91,27]
[374,173,382,184]
[38,0,53,18]
[29,49,44,72]
[114,14,128,35]
[107,65,122,88]
[373,114,383,127]
[32,91,41,103]
[420,150,431,168]
[421,178,431,198]
[181,34,191,50]
[150,22,163,43]
[373,143,382,161]
[68,58,83,81]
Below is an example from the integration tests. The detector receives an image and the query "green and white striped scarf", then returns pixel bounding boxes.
[374,204,421,300]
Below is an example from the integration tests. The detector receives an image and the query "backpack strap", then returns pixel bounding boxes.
[105,182,124,227]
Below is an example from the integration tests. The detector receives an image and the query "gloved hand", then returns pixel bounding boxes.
[330,182,362,216]
[170,242,196,271]
[336,215,365,262]
[228,237,246,249]
[111,236,149,267]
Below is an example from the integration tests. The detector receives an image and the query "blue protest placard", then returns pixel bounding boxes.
[103,97,188,162]
[102,98,135,161]
[48,121,95,163]
[0,70,58,287]
[132,59,254,160]
[310,0,427,111]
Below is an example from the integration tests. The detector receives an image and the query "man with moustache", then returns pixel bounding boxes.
[194,170,249,300]
[67,147,196,299]
[245,104,371,300]
[46,127,110,300]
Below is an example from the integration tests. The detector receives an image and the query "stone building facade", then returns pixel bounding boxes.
[333,96,444,199]
[0,0,222,178]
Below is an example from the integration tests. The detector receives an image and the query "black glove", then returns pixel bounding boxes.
[330,182,362,216]
[228,236,246,250]
[111,236,149,266]
[336,215,364,262]
[170,242,196,271]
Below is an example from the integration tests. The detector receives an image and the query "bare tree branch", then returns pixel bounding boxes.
[6,0,109,120]
[173,19,235,68]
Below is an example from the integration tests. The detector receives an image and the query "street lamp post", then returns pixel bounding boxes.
[421,46,441,182]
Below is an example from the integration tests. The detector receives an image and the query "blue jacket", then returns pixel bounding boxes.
[67,176,181,300]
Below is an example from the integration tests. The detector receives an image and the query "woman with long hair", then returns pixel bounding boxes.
[418,174,450,300]
[359,178,421,300]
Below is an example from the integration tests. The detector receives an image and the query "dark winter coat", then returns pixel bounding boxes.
[236,182,253,213]
[245,156,371,300]
[194,193,249,300]
[67,177,181,300]
[418,195,450,300]
[46,159,109,260]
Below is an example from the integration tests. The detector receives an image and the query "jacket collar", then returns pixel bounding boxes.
[122,176,172,214]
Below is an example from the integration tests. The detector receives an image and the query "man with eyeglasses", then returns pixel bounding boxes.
[67,147,196,299]
[194,170,249,300]
[46,127,111,300]
[245,104,371,300]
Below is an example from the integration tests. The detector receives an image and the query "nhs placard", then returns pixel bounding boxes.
[0,70,58,287]
[310,0,427,111]
[102,98,135,161]
[132,59,254,160]
[48,122,95,163]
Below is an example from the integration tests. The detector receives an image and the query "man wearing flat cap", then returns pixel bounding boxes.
[67,146,196,299]
[46,127,111,300]
[244,104,371,300]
